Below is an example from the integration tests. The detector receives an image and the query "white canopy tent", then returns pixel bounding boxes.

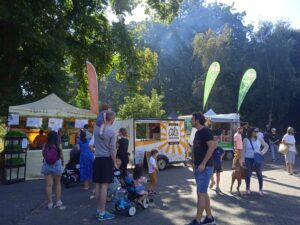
[9,93,97,119]
[181,109,240,146]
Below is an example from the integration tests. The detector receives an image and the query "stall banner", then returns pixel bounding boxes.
[48,118,63,131]
[203,62,220,110]
[75,119,88,128]
[167,123,181,145]
[237,68,257,112]
[8,112,19,125]
[26,117,43,127]
[86,61,99,115]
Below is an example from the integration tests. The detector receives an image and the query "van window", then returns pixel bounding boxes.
[136,123,160,140]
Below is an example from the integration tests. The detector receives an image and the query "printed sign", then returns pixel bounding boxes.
[26,117,43,127]
[8,112,19,125]
[48,118,63,130]
[167,123,180,145]
[75,119,88,128]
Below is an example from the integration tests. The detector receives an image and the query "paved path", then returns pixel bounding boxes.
[1,152,299,225]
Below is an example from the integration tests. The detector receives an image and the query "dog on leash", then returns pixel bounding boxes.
[230,165,246,195]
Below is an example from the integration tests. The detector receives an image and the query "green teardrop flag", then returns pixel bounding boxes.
[203,62,220,111]
[237,68,257,112]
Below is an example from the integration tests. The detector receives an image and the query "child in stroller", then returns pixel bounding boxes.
[61,146,80,188]
[114,166,149,216]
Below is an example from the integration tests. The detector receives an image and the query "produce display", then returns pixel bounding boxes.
[5,144,22,152]
[5,157,25,166]
[5,131,27,138]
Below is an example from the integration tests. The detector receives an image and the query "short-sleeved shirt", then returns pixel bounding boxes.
[234,133,243,150]
[270,133,280,145]
[117,138,129,159]
[34,135,47,147]
[193,127,214,167]
[96,110,106,127]
[93,125,116,158]
[264,131,271,145]
[212,147,224,166]
[282,134,296,152]
[148,157,157,174]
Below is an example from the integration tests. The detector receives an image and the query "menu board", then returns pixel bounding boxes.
[8,112,19,125]
[75,119,88,128]
[48,118,63,132]
[26,117,43,127]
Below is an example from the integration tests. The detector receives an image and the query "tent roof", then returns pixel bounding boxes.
[204,109,217,117]
[9,93,97,119]
[207,113,239,123]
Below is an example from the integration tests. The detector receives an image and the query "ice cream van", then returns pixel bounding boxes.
[111,118,188,170]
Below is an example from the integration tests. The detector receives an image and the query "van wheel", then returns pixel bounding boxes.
[157,158,167,171]
[226,151,234,161]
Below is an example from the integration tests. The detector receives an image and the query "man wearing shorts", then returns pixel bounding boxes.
[93,111,117,221]
[186,112,216,225]
[232,127,243,169]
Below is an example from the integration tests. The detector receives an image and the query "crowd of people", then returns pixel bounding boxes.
[39,108,297,224]
[186,113,297,225]
[39,105,159,221]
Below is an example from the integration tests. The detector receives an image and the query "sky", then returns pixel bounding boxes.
[123,0,300,29]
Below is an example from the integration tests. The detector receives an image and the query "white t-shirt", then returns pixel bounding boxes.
[282,134,296,152]
[257,132,264,141]
[148,157,157,174]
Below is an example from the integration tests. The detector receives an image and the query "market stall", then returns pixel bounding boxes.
[8,93,97,179]
[179,109,241,160]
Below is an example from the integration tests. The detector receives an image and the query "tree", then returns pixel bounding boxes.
[0,0,170,116]
[118,89,165,119]
[241,21,299,128]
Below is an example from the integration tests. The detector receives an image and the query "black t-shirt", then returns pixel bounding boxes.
[270,133,280,145]
[193,127,214,166]
[117,138,129,159]
[264,131,270,144]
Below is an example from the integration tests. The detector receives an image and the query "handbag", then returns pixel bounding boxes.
[279,143,289,155]
[249,139,264,165]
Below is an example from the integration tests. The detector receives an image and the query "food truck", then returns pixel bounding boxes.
[111,118,188,170]
[179,110,241,160]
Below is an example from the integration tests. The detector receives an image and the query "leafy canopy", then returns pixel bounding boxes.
[118,89,165,119]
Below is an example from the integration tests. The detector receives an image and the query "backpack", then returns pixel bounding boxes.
[43,144,59,165]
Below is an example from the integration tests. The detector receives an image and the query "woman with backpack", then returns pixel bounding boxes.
[77,130,94,190]
[242,127,268,196]
[41,130,64,209]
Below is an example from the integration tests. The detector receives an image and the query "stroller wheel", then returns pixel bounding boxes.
[128,205,136,216]
[142,198,149,209]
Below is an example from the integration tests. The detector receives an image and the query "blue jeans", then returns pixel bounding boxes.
[270,144,279,160]
[245,158,263,190]
[194,166,213,193]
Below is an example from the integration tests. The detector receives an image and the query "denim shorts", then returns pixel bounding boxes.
[41,159,63,176]
[194,166,213,193]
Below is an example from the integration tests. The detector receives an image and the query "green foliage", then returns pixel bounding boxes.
[118,89,165,119]
[0,0,162,116]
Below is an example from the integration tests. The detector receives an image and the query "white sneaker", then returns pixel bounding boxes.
[246,190,251,195]
[55,200,63,208]
[259,190,264,196]
[47,202,53,209]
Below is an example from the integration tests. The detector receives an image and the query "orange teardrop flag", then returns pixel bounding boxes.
[86,61,99,114]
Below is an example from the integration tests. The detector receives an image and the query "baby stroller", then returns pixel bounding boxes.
[114,174,149,217]
[107,169,122,201]
[61,146,80,188]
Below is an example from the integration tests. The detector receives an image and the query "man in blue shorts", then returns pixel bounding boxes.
[186,112,216,225]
